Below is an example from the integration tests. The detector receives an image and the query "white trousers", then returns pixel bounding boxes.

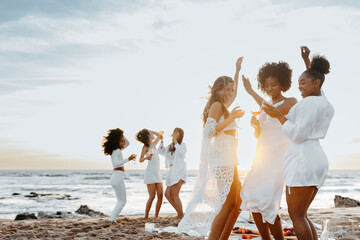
[109,171,126,221]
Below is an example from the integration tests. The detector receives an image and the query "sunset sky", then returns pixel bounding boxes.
[1,0,359,170]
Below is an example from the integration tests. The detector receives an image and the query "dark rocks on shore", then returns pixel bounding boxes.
[75,205,105,217]
[15,212,38,220]
[37,211,76,219]
[24,192,78,200]
[334,195,360,207]
[12,193,21,196]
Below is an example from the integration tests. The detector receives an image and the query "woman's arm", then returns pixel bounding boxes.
[112,150,135,167]
[139,146,150,163]
[301,46,311,70]
[149,130,161,146]
[242,75,263,106]
[227,57,243,107]
[208,102,244,133]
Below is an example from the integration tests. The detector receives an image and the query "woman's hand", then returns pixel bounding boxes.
[262,103,282,118]
[301,46,310,60]
[242,75,254,95]
[145,155,152,160]
[250,116,260,129]
[229,106,245,120]
[129,154,137,160]
[236,57,244,71]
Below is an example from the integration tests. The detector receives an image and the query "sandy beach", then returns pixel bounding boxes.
[1,207,359,239]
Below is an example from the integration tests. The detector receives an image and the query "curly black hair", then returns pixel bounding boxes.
[102,128,123,156]
[136,129,150,147]
[304,54,330,87]
[257,61,293,93]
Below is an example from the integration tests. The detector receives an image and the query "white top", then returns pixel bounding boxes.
[283,94,334,143]
[110,137,130,168]
[282,91,334,188]
[158,142,187,169]
[219,115,237,131]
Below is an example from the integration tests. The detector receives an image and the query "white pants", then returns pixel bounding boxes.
[110,171,126,221]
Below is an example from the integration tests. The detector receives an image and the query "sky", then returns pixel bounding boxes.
[0,0,359,170]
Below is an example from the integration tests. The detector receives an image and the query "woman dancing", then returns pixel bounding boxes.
[102,128,136,222]
[158,127,187,219]
[241,62,297,240]
[136,129,163,220]
[178,57,244,240]
[263,48,334,240]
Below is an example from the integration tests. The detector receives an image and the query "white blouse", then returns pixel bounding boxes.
[111,137,130,168]
[158,142,187,169]
[283,94,334,143]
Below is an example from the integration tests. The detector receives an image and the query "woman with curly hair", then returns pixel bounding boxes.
[178,57,245,240]
[136,129,163,220]
[158,127,187,219]
[240,61,297,240]
[102,128,136,222]
[264,47,334,240]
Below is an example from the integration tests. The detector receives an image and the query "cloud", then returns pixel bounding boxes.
[350,138,360,143]
[0,77,81,96]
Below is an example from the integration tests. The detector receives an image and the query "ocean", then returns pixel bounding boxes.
[1,169,359,220]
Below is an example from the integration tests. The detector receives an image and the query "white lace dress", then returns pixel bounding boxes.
[240,100,290,224]
[178,116,239,236]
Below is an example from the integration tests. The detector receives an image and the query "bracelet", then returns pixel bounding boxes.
[280,116,287,122]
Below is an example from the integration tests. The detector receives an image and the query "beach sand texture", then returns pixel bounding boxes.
[1,208,359,239]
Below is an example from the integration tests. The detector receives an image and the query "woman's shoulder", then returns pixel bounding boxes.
[111,148,121,155]
[284,97,297,105]
[209,101,223,112]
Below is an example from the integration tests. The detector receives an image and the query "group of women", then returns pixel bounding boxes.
[102,46,334,240]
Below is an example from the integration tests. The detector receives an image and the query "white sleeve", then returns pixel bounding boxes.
[112,150,129,168]
[203,117,217,140]
[282,100,319,143]
[158,142,168,156]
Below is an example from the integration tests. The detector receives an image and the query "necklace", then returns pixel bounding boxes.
[272,96,286,105]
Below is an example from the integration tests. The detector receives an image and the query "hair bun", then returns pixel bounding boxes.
[310,55,330,75]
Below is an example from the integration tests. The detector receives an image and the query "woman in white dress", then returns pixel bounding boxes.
[158,127,187,219]
[136,129,163,220]
[178,57,245,240]
[241,62,297,240]
[102,128,136,222]
[264,49,334,240]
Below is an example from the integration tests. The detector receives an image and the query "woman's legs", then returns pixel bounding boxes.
[110,172,126,222]
[145,184,156,220]
[219,168,242,240]
[154,182,163,218]
[286,186,318,240]
[268,215,285,240]
[209,167,239,240]
[306,188,319,240]
[252,213,271,240]
[165,186,176,209]
[170,180,185,218]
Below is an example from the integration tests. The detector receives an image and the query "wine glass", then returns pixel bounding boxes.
[251,111,261,128]
[148,149,154,160]
[159,131,164,136]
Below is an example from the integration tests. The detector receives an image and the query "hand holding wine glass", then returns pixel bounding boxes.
[250,115,260,129]
[129,154,137,160]
[230,106,245,121]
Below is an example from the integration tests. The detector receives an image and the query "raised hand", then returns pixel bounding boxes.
[236,57,244,71]
[242,75,253,95]
[301,46,311,69]
[230,106,245,120]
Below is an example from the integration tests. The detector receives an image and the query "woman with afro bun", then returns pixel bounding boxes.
[240,61,297,240]
[102,128,137,222]
[264,46,334,240]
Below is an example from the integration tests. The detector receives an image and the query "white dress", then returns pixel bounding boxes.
[158,142,187,186]
[144,146,163,184]
[240,100,290,224]
[178,115,238,236]
[282,91,334,189]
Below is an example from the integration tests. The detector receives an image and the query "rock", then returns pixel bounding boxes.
[75,205,105,217]
[334,195,360,207]
[15,212,38,220]
[12,193,20,196]
[25,192,39,198]
[38,211,75,219]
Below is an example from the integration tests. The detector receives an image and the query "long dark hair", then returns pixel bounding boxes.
[202,76,233,127]
[102,128,123,156]
[169,127,184,155]
[136,129,150,147]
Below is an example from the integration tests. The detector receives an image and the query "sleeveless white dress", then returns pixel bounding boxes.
[178,115,239,236]
[144,146,163,184]
[240,100,290,224]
